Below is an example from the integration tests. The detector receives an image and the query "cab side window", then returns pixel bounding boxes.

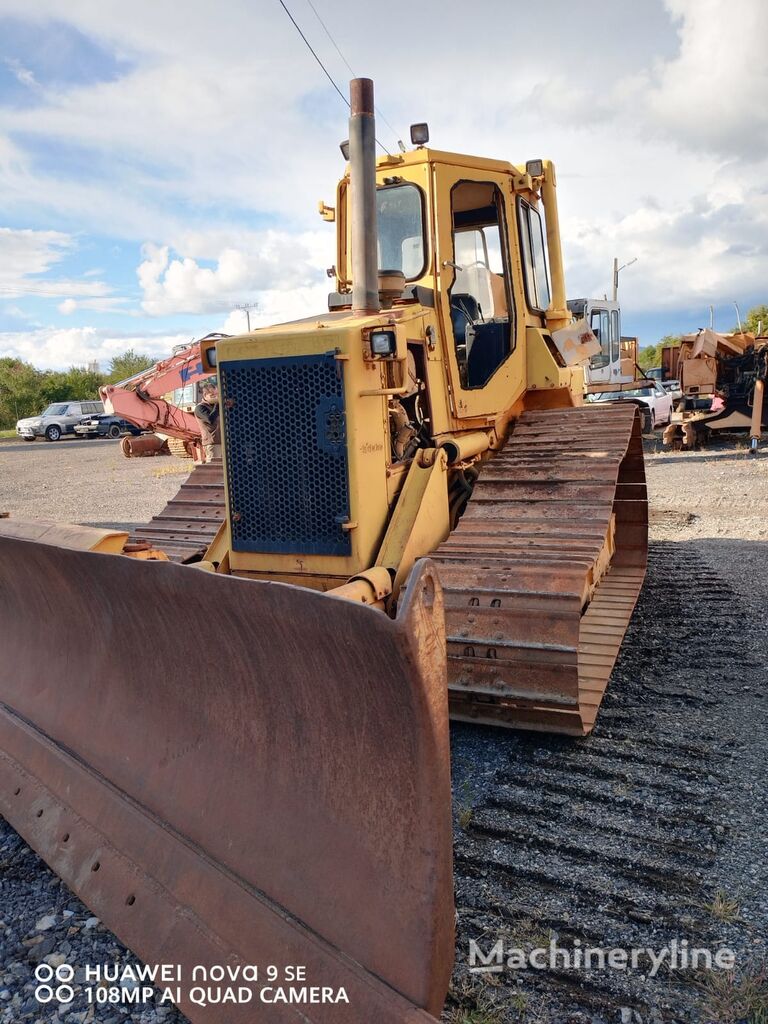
[589,309,611,369]
[449,181,515,389]
[518,198,551,312]
[610,310,620,364]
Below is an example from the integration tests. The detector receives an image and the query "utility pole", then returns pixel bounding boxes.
[235,303,258,332]
[733,301,743,334]
[612,257,637,302]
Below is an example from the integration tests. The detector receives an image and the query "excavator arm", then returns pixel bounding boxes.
[100,334,227,451]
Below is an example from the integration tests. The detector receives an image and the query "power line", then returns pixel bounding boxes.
[303,0,404,148]
[276,0,349,110]
[305,0,355,77]
[275,0,392,154]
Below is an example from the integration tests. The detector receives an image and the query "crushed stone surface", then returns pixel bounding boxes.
[0,432,766,1023]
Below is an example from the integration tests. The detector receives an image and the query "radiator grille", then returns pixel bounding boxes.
[220,353,351,556]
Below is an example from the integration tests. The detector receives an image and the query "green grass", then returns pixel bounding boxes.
[705,889,741,923]
[699,965,768,1023]
[0,430,16,438]
[446,1012,504,1024]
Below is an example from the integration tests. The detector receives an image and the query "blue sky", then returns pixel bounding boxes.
[0,0,766,369]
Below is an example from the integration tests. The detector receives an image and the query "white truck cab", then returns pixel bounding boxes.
[568,298,636,389]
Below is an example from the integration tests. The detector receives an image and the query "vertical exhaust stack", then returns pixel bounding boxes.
[350,78,380,315]
[540,160,570,332]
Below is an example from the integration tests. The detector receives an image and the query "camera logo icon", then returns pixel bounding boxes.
[34,963,75,1004]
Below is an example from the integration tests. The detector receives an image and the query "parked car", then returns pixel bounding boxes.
[645,367,663,381]
[588,380,674,432]
[74,414,143,439]
[661,379,683,407]
[16,401,105,442]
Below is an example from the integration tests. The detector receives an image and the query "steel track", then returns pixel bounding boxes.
[129,458,225,561]
[431,405,648,734]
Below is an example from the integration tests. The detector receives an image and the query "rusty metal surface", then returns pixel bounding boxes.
[431,405,648,735]
[0,544,453,1021]
[121,434,169,458]
[129,459,226,561]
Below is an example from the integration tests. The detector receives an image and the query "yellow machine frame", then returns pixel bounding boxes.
[206,149,584,590]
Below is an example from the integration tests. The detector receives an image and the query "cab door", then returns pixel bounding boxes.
[432,162,525,419]
[587,301,624,384]
[587,304,612,384]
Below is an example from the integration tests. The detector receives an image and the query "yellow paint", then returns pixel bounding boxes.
[0,520,129,554]
[211,147,582,592]
[526,327,584,398]
[375,449,450,596]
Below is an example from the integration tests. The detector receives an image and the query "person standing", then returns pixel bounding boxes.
[194,381,221,462]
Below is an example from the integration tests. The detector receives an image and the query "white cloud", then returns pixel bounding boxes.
[220,283,331,334]
[524,0,768,163]
[0,326,191,371]
[0,226,72,278]
[58,296,132,315]
[0,227,113,301]
[564,181,768,313]
[646,0,768,159]
[137,229,332,317]
[3,57,39,91]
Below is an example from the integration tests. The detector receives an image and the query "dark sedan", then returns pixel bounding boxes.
[74,414,143,439]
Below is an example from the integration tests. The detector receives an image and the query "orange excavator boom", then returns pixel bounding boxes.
[101,334,227,448]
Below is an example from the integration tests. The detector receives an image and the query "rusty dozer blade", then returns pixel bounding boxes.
[0,537,453,1023]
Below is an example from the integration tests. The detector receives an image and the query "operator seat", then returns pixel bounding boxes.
[450,293,480,338]
[450,293,481,379]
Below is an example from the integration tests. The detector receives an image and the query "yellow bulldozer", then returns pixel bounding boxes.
[0,80,647,1022]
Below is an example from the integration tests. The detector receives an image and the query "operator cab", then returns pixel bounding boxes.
[570,298,625,386]
[448,181,515,388]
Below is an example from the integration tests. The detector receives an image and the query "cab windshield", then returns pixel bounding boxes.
[42,404,69,416]
[376,183,425,280]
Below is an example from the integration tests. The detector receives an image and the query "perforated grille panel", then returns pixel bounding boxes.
[220,353,351,556]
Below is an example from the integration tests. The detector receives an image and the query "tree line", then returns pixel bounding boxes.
[0,350,155,430]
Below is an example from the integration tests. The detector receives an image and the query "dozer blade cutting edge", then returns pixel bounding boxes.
[0,537,454,1022]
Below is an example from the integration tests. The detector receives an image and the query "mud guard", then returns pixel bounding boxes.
[0,537,453,1022]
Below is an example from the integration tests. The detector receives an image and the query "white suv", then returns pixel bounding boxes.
[16,401,105,442]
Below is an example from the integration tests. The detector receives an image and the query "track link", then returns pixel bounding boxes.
[431,405,648,734]
[129,459,226,561]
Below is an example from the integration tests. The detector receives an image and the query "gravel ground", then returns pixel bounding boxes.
[642,434,768,543]
[0,431,766,1023]
[0,437,188,530]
